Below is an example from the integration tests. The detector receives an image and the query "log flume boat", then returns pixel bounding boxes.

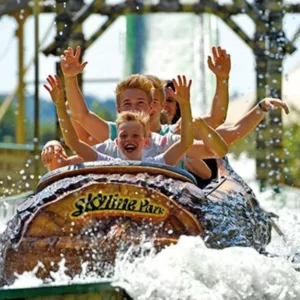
[0,159,271,286]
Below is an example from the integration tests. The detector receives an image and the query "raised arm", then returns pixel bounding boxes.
[172,47,231,139]
[71,117,101,146]
[187,119,228,160]
[163,76,194,166]
[217,98,289,145]
[196,46,231,130]
[44,75,99,162]
[61,46,110,142]
[43,74,99,146]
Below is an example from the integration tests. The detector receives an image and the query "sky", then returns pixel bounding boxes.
[0,0,300,104]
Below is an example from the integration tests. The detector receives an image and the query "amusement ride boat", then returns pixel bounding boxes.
[0,159,272,286]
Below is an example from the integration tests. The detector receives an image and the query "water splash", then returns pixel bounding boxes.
[114,236,300,300]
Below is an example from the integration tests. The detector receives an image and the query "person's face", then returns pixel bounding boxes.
[163,87,177,124]
[117,89,151,114]
[116,121,149,160]
[150,90,164,124]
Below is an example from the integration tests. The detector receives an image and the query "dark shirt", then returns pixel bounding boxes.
[190,159,218,189]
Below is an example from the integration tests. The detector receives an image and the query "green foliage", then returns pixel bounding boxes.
[91,102,115,121]
[229,123,300,188]
[283,124,300,187]
[229,131,256,159]
[25,123,57,145]
[0,104,16,143]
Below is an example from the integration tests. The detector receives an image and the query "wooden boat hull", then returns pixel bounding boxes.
[0,160,271,285]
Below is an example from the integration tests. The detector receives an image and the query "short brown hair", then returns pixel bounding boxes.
[116,111,150,137]
[145,74,165,103]
[115,74,154,106]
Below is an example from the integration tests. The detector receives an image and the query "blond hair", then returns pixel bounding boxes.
[115,74,154,106]
[145,74,165,103]
[116,111,150,137]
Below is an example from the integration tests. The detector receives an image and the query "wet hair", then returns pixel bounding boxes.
[115,74,154,106]
[116,111,149,137]
[145,74,165,103]
[165,80,181,124]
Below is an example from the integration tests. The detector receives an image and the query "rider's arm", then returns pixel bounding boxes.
[216,104,265,145]
[64,100,101,146]
[185,159,212,180]
[200,46,231,129]
[41,140,84,171]
[55,101,99,162]
[163,76,194,166]
[187,119,228,160]
[163,95,194,166]
[216,98,289,145]
[70,115,101,146]
[200,76,229,129]
[61,46,110,142]
[46,155,84,171]
[64,76,110,142]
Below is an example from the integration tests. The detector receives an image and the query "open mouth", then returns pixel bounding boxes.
[124,144,137,153]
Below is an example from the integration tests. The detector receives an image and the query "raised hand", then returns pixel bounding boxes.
[44,75,65,108]
[60,46,88,78]
[168,75,192,105]
[259,98,289,114]
[208,46,231,79]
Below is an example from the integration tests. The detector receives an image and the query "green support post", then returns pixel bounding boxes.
[253,0,268,191]
[266,0,285,192]
[125,15,136,76]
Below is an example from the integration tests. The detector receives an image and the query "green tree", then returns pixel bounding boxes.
[230,121,300,188]
[0,103,16,143]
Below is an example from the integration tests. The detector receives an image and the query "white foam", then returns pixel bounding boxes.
[114,236,300,300]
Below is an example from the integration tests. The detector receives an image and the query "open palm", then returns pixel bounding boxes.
[61,46,88,78]
[208,46,231,79]
[168,75,192,105]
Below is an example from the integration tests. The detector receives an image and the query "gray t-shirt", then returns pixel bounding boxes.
[93,132,185,168]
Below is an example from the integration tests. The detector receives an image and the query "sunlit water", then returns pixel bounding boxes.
[1,154,300,299]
